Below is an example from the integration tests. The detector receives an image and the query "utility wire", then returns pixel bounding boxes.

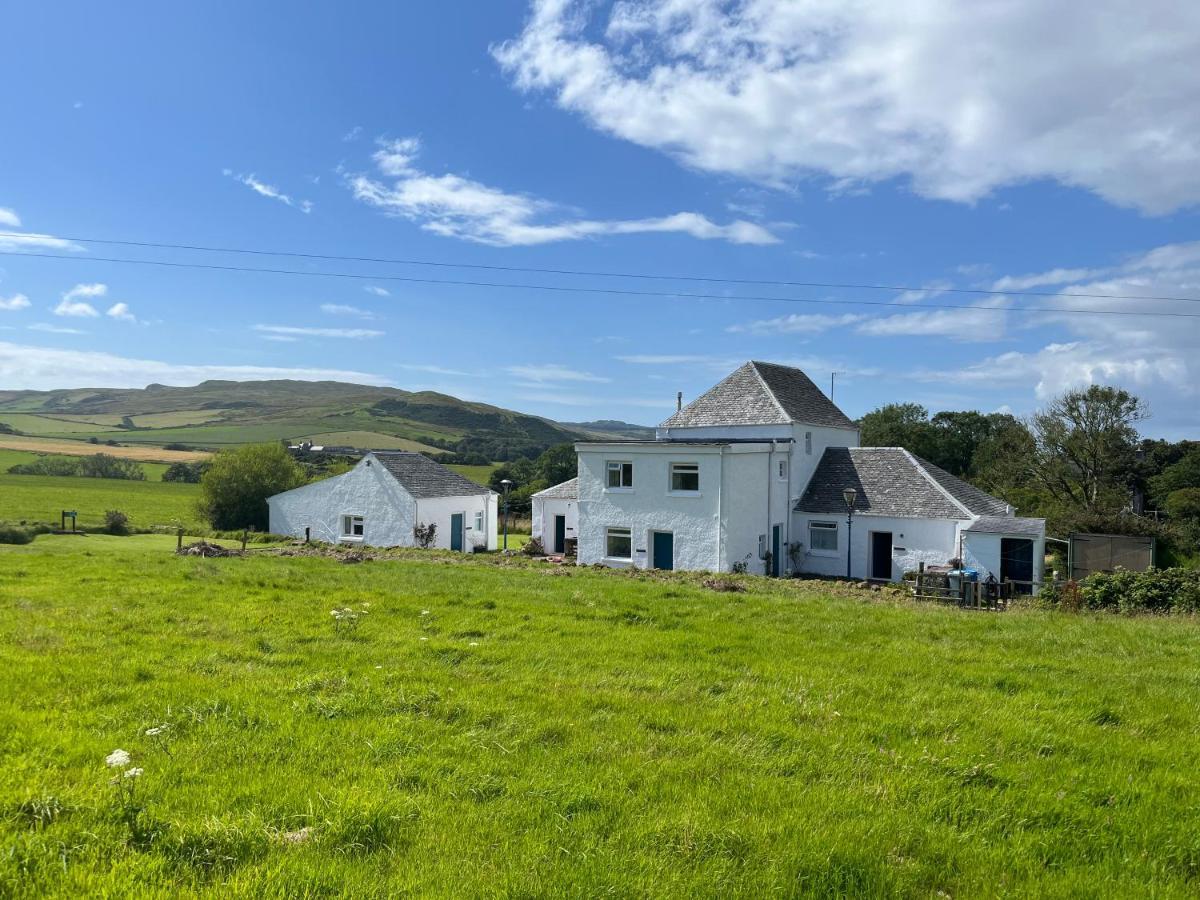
[5,249,1200,320]
[0,231,1196,305]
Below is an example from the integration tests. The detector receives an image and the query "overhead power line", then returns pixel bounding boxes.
[0,230,1196,305]
[4,249,1200,320]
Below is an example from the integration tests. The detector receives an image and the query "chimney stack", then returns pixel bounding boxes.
[676,391,683,412]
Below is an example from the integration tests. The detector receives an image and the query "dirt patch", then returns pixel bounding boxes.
[176,541,240,558]
[0,436,210,463]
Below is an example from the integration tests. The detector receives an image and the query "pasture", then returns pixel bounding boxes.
[0,474,201,530]
[1,535,1198,897]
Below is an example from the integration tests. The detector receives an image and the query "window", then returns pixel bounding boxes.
[606,527,632,559]
[473,510,484,532]
[805,431,813,455]
[777,459,788,481]
[670,462,700,492]
[341,515,364,538]
[606,460,633,489]
[809,521,838,552]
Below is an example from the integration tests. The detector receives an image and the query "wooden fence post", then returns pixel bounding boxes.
[241,529,248,552]
[177,527,183,551]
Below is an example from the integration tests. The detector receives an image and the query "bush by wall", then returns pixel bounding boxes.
[1042,567,1200,614]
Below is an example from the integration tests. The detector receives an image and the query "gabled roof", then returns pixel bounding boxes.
[533,477,577,500]
[371,452,491,499]
[919,460,1012,517]
[965,516,1044,536]
[795,447,1007,520]
[659,361,856,430]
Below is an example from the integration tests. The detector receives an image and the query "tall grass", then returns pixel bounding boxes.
[1,534,1198,896]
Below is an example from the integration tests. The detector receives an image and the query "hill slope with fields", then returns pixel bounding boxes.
[0,381,653,458]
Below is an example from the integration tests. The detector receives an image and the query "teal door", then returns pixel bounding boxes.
[553,515,567,554]
[652,531,673,570]
[771,525,781,577]
[450,513,464,551]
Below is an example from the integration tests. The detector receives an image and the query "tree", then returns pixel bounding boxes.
[162,461,208,483]
[859,403,938,462]
[199,443,305,531]
[1150,448,1200,508]
[535,443,577,486]
[1026,385,1147,514]
[79,454,145,480]
[1166,488,1200,523]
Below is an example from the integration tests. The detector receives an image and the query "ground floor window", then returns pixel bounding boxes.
[606,527,632,559]
[809,521,837,552]
[474,510,485,532]
[341,515,364,538]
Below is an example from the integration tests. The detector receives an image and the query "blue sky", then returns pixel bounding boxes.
[1,1,1198,436]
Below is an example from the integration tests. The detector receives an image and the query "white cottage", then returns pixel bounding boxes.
[531,478,578,554]
[575,361,1044,586]
[268,451,498,551]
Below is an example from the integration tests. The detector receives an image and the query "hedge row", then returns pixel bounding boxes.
[1043,567,1200,614]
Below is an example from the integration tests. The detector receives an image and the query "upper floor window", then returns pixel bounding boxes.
[670,462,700,493]
[341,515,364,538]
[606,460,633,489]
[805,431,813,455]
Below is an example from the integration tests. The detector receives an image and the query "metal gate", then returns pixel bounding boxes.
[1069,533,1155,581]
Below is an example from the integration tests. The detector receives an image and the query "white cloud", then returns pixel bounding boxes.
[616,354,733,366]
[506,363,610,383]
[0,229,78,252]
[991,268,1106,292]
[320,303,376,319]
[495,0,1200,213]
[727,312,865,335]
[343,125,364,142]
[106,302,137,323]
[0,208,20,228]
[254,324,384,339]
[0,341,389,389]
[226,171,313,213]
[54,283,106,317]
[363,285,391,297]
[399,363,476,377]
[350,137,778,246]
[0,293,31,311]
[855,303,1008,342]
[29,323,86,335]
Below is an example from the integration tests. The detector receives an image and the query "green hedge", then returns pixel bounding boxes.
[1043,568,1200,614]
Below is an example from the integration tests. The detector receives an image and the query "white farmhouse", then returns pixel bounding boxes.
[575,361,1044,586]
[267,451,497,551]
[531,478,578,554]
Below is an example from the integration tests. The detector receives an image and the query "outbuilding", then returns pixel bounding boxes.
[267,451,497,551]
[531,477,578,555]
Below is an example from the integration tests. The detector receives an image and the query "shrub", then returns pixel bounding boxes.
[413,522,437,549]
[198,444,305,531]
[79,454,145,481]
[522,536,545,556]
[104,510,131,536]
[1048,567,1200,615]
[8,456,82,476]
[162,462,208,483]
[0,524,34,545]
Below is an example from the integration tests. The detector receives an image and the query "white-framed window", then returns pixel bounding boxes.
[606,526,632,559]
[809,521,838,552]
[777,459,788,481]
[341,515,364,538]
[473,510,484,532]
[805,431,813,455]
[606,460,633,489]
[669,462,700,493]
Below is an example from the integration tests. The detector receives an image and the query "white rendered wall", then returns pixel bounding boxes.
[960,530,1046,587]
[576,445,726,571]
[267,456,416,546]
[415,493,496,552]
[718,447,791,575]
[532,496,578,550]
[788,424,860,506]
[792,513,961,581]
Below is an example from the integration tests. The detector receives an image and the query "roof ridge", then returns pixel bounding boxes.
[747,361,791,422]
[901,449,974,518]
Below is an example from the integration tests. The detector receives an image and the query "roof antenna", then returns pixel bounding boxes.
[676,391,683,412]
[830,371,844,403]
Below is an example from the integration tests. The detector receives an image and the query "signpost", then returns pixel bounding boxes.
[61,510,78,533]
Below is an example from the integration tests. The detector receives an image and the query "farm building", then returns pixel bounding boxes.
[574,361,1044,587]
[267,451,497,551]
[531,477,578,554]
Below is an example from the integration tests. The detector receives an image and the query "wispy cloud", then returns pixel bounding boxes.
[399,363,476,377]
[0,340,389,389]
[29,323,86,335]
[617,354,735,368]
[0,208,20,228]
[506,363,610,383]
[320,303,377,319]
[727,312,865,335]
[854,303,1008,342]
[991,268,1106,292]
[0,293,31,312]
[253,324,384,339]
[349,137,778,247]
[224,170,313,213]
[54,283,106,317]
[342,125,363,142]
[0,206,79,253]
[363,285,391,297]
[106,302,137,323]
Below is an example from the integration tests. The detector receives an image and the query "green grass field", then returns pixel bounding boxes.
[0,474,200,529]
[1,535,1198,896]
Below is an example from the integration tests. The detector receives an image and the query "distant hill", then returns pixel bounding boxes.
[0,380,653,461]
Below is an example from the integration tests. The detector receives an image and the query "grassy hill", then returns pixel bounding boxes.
[1,535,1198,895]
[0,380,652,458]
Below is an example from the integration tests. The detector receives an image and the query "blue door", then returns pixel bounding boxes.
[771,525,781,577]
[652,531,673,570]
[450,513,464,552]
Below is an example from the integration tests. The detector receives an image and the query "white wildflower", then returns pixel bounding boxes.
[420,609,429,616]
[106,749,131,768]
[123,767,143,779]
[420,636,429,641]
[145,724,170,737]
[469,642,479,647]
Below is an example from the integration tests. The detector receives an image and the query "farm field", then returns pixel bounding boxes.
[0,436,208,463]
[446,462,503,486]
[0,474,201,529]
[286,430,440,453]
[1,536,1198,896]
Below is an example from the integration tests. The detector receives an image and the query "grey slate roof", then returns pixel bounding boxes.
[795,447,974,519]
[533,477,577,500]
[371,452,492,499]
[920,459,1012,516]
[965,516,1044,536]
[659,361,856,430]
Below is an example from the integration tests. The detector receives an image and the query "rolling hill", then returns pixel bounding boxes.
[0,380,653,459]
